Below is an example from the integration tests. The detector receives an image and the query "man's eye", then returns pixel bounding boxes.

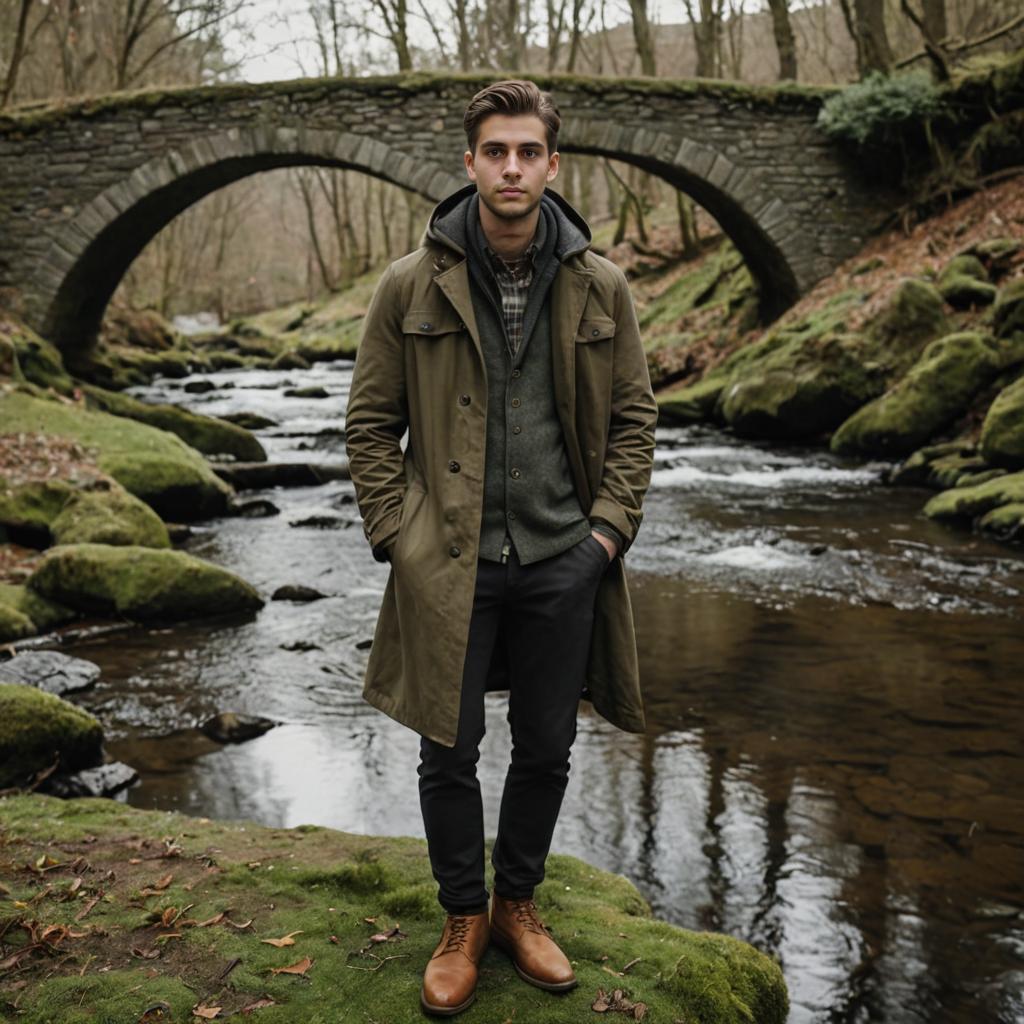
[523,150,538,158]
[487,148,503,157]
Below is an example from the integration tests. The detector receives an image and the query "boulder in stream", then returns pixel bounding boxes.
[0,650,100,696]
[923,470,1024,522]
[199,711,276,744]
[980,374,1024,469]
[41,761,139,798]
[27,543,264,622]
[271,584,327,602]
[0,684,103,788]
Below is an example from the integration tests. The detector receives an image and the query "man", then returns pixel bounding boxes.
[345,79,658,1017]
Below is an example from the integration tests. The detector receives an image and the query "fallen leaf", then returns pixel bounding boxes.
[268,956,313,976]
[261,930,303,948]
[152,873,173,890]
[131,947,160,960]
[240,997,276,1014]
[192,1004,221,1019]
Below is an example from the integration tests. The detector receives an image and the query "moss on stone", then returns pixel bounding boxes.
[923,470,1024,521]
[938,275,997,310]
[5,324,75,395]
[0,478,74,533]
[0,581,76,632]
[864,277,949,370]
[978,501,1024,541]
[0,600,35,643]
[0,686,103,787]
[0,793,788,1024]
[993,277,1024,340]
[82,384,266,463]
[980,374,1024,469]
[939,254,988,283]
[0,390,233,520]
[657,372,729,423]
[718,332,884,440]
[830,331,999,456]
[28,543,263,621]
[50,481,170,548]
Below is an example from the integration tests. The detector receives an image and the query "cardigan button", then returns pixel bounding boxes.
[449,460,461,473]
[509,468,521,479]
[458,394,471,405]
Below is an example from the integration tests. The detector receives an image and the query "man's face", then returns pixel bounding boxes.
[464,113,559,222]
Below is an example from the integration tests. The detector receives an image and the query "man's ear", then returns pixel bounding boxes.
[546,151,559,183]
[464,150,477,181]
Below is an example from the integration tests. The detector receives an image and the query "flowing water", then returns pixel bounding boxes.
[57,358,1023,1024]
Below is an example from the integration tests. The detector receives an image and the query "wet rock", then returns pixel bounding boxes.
[199,711,276,744]
[28,543,264,622]
[271,584,327,602]
[0,683,104,788]
[289,514,345,529]
[167,523,192,543]
[889,441,975,486]
[211,461,350,489]
[269,350,311,371]
[980,375,1024,469]
[208,352,247,371]
[977,502,1024,542]
[183,379,217,394]
[51,479,170,548]
[928,453,991,490]
[41,760,138,798]
[230,498,280,518]
[0,650,100,695]
[994,278,1024,340]
[220,412,278,430]
[280,639,321,652]
[284,385,329,399]
[924,470,1024,522]
[830,332,1000,456]
[83,384,266,462]
[0,391,233,521]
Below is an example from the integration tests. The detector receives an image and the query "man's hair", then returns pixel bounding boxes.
[463,80,561,156]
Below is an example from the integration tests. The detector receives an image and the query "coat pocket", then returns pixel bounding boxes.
[402,310,465,338]
[575,316,616,343]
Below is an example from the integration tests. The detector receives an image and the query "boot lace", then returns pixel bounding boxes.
[442,913,474,954]
[506,898,547,936]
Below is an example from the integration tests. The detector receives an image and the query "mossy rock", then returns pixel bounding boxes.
[0,478,75,535]
[938,276,997,310]
[0,600,35,643]
[51,481,170,548]
[978,501,1024,541]
[0,390,233,520]
[82,384,266,463]
[28,543,264,622]
[5,324,75,395]
[719,332,884,440]
[980,374,1024,468]
[269,350,311,371]
[928,453,991,489]
[864,277,948,366]
[0,793,788,1024]
[939,254,989,284]
[830,332,999,456]
[993,278,1024,339]
[889,440,974,486]
[0,582,76,633]
[923,470,1024,521]
[657,372,729,424]
[208,351,248,371]
[0,686,103,787]
[292,330,361,364]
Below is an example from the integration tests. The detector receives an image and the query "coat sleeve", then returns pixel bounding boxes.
[588,266,659,556]
[345,263,408,562]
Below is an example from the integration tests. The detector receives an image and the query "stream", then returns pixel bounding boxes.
[58,356,1024,1024]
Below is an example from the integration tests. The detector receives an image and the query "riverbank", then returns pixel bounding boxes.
[0,792,788,1023]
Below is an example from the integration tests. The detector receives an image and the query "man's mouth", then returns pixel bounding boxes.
[499,187,524,195]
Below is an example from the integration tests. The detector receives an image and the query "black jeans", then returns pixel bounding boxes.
[417,533,611,915]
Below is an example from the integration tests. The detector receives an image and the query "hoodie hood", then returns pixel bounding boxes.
[424,182,592,263]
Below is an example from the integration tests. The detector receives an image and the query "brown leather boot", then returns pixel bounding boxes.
[489,894,577,992]
[420,910,490,1016]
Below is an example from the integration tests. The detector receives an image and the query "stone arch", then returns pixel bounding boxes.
[562,121,809,319]
[40,125,464,351]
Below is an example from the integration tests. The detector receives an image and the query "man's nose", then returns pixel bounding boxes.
[503,153,521,176]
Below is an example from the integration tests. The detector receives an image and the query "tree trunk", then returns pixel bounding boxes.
[2,0,34,107]
[766,0,797,80]
[852,0,893,74]
[627,0,656,75]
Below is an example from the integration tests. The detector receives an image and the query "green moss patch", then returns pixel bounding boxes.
[0,600,35,643]
[50,481,170,548]
[0,794,788,1024]
[0,687,103,787]
[0,390,233,520]
[0,581,75,633]
[980,374,1024,469]
[830,331,999,456]
[27,543,263,622]
[923,470,1024,521]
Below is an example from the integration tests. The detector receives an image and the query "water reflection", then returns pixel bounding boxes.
[55,362,1024,1023]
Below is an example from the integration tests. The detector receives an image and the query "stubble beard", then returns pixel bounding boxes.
[478,186,543,223]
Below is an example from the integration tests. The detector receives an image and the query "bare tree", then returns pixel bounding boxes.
[682,0,725,78]
[1,0,33,106]
[765,0,797,80]
[627,0,656,75]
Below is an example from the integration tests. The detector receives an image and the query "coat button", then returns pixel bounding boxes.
[449,545,461,558]
[510,397,521,408]
[511,368,521,378]
[510,468,520,479]
[458,394,471,405]
[512,425,521,434]
[419,321,433,331]
[592,328,600,336]
[506,510,516,520]
[449,460,460,473]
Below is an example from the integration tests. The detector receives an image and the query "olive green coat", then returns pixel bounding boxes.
[345,190,658,748]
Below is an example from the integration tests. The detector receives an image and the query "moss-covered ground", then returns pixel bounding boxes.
[0,794,788,1024]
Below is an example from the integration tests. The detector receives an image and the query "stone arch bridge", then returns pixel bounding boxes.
[0,72,895,352]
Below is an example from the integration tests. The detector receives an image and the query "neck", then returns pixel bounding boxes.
[478,197,541,260]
